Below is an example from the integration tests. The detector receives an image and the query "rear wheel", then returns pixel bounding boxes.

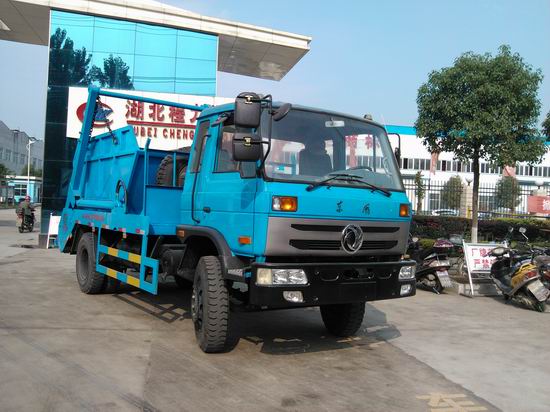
[191,256,230,353]
[76,232,105,294]
[320,302,365,337]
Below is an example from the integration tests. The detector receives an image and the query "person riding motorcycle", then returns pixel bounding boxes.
[16,195,35,232]
[19,195,33,216]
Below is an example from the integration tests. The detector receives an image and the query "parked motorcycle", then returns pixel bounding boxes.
[407,236,453,294]
[489,227,549,312]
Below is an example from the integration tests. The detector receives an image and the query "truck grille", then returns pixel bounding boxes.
[289,239,398,251]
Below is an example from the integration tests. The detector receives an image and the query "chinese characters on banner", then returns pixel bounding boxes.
[67,87,232,150]
[462,242,502,297]
[124,100,200,141]
[527,195,550,215]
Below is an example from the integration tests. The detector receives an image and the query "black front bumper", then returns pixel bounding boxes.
[249,260,416,308]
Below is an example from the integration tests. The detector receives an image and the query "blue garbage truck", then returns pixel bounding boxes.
[58,86,416,352]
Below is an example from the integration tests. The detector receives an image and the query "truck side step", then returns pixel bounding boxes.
[96,227,159,294]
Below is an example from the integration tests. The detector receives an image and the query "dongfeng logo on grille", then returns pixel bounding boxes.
[341,224,363,254]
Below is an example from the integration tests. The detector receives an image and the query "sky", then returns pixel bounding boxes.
[0,0,549,140]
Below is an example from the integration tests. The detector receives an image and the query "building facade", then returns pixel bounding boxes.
[0,120,43,177]
[385,125,550,185]
[42,10,220,231]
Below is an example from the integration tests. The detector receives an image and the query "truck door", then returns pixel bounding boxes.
[194,122,257,257]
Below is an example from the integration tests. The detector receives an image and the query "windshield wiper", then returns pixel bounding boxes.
[306,173,391,197]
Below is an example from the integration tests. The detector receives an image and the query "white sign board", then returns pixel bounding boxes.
[67,87,232,150]
[47,214,61,249]
[462,242,503,296]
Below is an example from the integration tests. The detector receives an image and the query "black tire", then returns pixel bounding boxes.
[156,154,187,186]
[191,256,230,353]
[76,232,105,294]
[18,225,23,233]
[320,302,365,337]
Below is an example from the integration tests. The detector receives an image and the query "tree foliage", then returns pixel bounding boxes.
[0,163,12,177]
[441,175,463,209]
[48,28,92,86]
[415,45,545,240]
[20,165,42,177]
[413,171,425,213]
[416,45,545,165]
[89,55,134,90]
[494,176,521,212]
[543,110,550,138]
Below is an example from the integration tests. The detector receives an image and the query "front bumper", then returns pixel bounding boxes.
[249,260,416,308]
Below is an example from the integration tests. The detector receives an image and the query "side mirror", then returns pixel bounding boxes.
[235,92,261,128]
[394,147,401,164]
[273,103,292,121]
[519,227,527,234]
[232,132,263,162]
[412,236,419,243]
[508,226,514,233]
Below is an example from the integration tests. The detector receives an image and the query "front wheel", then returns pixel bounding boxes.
[191,256,230,353]
[320,302,365,337]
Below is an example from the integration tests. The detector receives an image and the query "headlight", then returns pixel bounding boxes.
[256,268,308,285]
[272,196,297,212]
[398,265,416,280]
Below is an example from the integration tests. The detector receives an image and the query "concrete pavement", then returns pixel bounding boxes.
[0,208,548,411]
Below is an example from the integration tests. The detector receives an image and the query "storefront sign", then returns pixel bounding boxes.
[527,195,550,215]
[67,87,231,150]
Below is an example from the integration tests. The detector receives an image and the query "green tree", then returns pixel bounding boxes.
[415,45,545,241]
[495,176,521,213]
[20,165,42,177]
[543,110,550,138]
[89,55,134,90]
[48,28,92,87]
[413,171,425,214]
[441,175,463,209]
[0,163,12,177]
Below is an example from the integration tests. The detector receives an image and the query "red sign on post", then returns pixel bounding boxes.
[527,196,550,215]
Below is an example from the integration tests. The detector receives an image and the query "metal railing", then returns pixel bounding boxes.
[403,177,550,218]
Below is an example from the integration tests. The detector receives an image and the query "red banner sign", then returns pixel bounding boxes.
[527,195,550,214]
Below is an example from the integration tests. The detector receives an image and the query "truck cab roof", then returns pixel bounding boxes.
[198,102,387,131]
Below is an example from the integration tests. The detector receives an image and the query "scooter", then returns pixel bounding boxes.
[16,209,35,233]
[407,236,453,294]
[489,227,549,312]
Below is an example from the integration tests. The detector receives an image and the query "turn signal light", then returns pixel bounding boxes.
[399,203,410,217]
[272,196,298,212]
[238,236,252,245]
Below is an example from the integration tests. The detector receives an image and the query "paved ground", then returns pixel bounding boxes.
[0,208,549,411]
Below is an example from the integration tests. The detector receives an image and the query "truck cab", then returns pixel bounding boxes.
[58,88,415,353]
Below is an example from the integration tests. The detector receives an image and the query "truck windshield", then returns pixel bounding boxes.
[261,109,404,191]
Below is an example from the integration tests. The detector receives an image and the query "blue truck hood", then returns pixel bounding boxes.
[257,181,411,222]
